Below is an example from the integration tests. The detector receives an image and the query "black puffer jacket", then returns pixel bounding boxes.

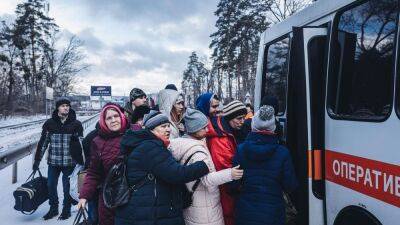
[35,109,83,166]
[82,122,100,168]
[115,129,209,225]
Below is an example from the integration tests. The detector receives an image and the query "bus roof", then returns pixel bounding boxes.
[262,0,357,44]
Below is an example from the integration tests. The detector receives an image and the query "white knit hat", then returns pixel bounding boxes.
[251,105,276,132]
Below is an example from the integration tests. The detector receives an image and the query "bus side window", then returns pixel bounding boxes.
[262,36,290,115]
[327,0,398,121]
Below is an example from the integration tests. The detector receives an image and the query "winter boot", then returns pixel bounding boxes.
[58,205,71,220]
[43,205,59,220]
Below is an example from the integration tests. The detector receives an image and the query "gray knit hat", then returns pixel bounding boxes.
[251,105,276,132]
[143,110,170,130]
[184,108,208,134]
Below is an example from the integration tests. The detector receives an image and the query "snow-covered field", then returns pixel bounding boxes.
[0,115,48,127]
[0,115,94,153]
[0,121,97,225]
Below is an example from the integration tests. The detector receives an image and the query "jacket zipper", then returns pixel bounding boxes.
[61,123,64,166]
[153,178,157,225]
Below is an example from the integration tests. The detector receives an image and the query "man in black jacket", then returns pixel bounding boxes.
[33,99,83,220]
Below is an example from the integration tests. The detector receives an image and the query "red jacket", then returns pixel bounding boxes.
[206,116,237,225]
[80,133,123,225]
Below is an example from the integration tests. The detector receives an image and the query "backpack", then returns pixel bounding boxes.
[182,151,205,209]
[103,156,154,209]
[13,170,48,214]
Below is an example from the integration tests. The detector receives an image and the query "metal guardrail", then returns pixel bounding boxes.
[0,113,99,183]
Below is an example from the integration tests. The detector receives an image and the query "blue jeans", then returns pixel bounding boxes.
[88,198,99,225]
[47,165,74,207]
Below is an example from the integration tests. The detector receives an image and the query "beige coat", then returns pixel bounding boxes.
[169,137,233,225]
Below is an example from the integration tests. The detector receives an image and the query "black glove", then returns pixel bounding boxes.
[32,160,40,171]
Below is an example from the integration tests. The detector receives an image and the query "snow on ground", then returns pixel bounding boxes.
[0,115,94,153]
[0,121,97,225]
[0,115,48,127]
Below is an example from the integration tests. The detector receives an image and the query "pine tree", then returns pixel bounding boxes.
[181,52,211,107]
[209,0,312,103]
[14,0,58,109]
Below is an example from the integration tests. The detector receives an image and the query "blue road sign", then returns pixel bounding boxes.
[91,86,111,96]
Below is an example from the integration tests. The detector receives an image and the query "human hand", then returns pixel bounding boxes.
[231,165,244,180]
[77,199,87,210]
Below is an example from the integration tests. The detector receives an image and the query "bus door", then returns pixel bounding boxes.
[324,1,400,224]
[287,26,328,225]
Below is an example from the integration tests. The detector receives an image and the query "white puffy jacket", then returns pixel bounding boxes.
[169,137,233,225]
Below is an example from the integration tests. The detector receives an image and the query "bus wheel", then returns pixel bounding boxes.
[334,206,381,225]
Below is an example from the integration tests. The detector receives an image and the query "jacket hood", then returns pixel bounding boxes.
[169,136,206,162]
[157,89,181,121]
[52,108,77,124]
[206,116,232,138]
[242,132,279,161]
[120,129,161,155]
[195,93,214,117]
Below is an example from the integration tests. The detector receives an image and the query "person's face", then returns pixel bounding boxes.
[191,126,208,139]
[209,99,220,117]
[58,104,70,116]
[105,109,121,132]
[228,114,246,130]
[132,96,147,108]
[152,123,171,139]
[173,101,185,115]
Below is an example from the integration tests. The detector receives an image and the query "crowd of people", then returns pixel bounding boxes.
[33,84,298,225]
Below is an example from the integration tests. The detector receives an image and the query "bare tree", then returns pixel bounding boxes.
[44,34,89,97]
[265,0,313,23]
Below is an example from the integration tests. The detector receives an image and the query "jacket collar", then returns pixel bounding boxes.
[52,108,76,125]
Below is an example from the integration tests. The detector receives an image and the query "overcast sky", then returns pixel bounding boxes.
[0,0,218,96]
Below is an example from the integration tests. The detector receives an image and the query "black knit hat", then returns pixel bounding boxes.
[165,84,178,91]
[129,88,146,103]
[56,98,71,109]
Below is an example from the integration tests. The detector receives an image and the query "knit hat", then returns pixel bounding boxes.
[129,88,146,103]
[56,98,71,109]
[260,95,279,116]
[165,84,178,91]
[143,110,170,130]
[184,108,208,134]
[223,100,247,121]
[251,105,276,132]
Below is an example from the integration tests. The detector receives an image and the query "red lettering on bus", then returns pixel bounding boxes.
[325,150,400,208]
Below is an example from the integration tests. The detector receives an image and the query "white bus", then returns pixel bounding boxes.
[254,0,400,225]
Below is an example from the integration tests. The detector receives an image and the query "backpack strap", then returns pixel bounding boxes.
[129,173,154,192]
[183,150,207,193]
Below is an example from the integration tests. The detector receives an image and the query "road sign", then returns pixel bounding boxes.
[45,87,54,100]
[91,86,111,96]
